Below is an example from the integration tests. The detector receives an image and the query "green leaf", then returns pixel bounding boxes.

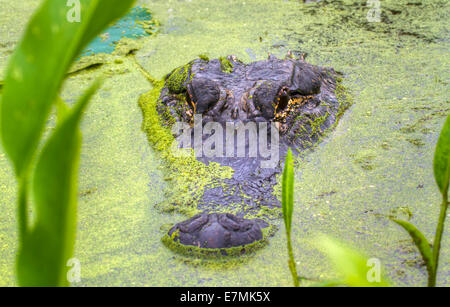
[282,148,294,234]
[393,219,434,282]
[433,115,450,198]
[56,96,71,122]
[0,0,135,177]
[316,236,391,287]
[17,81,100,286]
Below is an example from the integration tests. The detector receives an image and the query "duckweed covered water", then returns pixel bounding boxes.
[0,0,449,286]
[81,7,156,57]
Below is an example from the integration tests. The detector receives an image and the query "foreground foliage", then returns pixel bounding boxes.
[281,150,390,287]
[282,115,449,287]
[0,0,135,286]
[281,149,300,287]
[394,115,449,287]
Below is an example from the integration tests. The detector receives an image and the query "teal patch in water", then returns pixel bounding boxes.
[81,7,155,57]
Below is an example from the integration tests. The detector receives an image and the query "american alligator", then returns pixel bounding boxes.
[142,54,349,255]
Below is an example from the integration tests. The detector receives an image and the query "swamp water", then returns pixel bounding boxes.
[0,0,449,286]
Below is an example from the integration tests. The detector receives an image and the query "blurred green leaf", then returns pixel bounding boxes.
[433,115,450,198]
[316,236,390,287]
[17,81,100,286]
[282,148,294,234]
[0,0,135,177]
[56,96,70,122]
[0,0,135,287]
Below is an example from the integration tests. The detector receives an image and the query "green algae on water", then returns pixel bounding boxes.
[198,54,210,62]
[219,57,234,73]
[1,0,449,287]
[85,0,450,285]
[165,62,193,94]
[81,7,157,57]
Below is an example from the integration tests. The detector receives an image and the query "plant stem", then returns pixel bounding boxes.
[18,178,28,242]
[286,232,300,287]
[430,189,449,287]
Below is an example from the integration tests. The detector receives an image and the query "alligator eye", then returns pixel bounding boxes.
[187,78,220,114]
[253,81,280,120]
[292,64,321,95]
[273,87,309,122]
[275,87,289,113]
[185,91,195,112]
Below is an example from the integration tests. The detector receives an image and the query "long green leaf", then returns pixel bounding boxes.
[281,148,300,287]
[17,81,100,286]
[282,148,294,234]
[434,115,450,198]
[393,219,434,280]
[0,0,135,177]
